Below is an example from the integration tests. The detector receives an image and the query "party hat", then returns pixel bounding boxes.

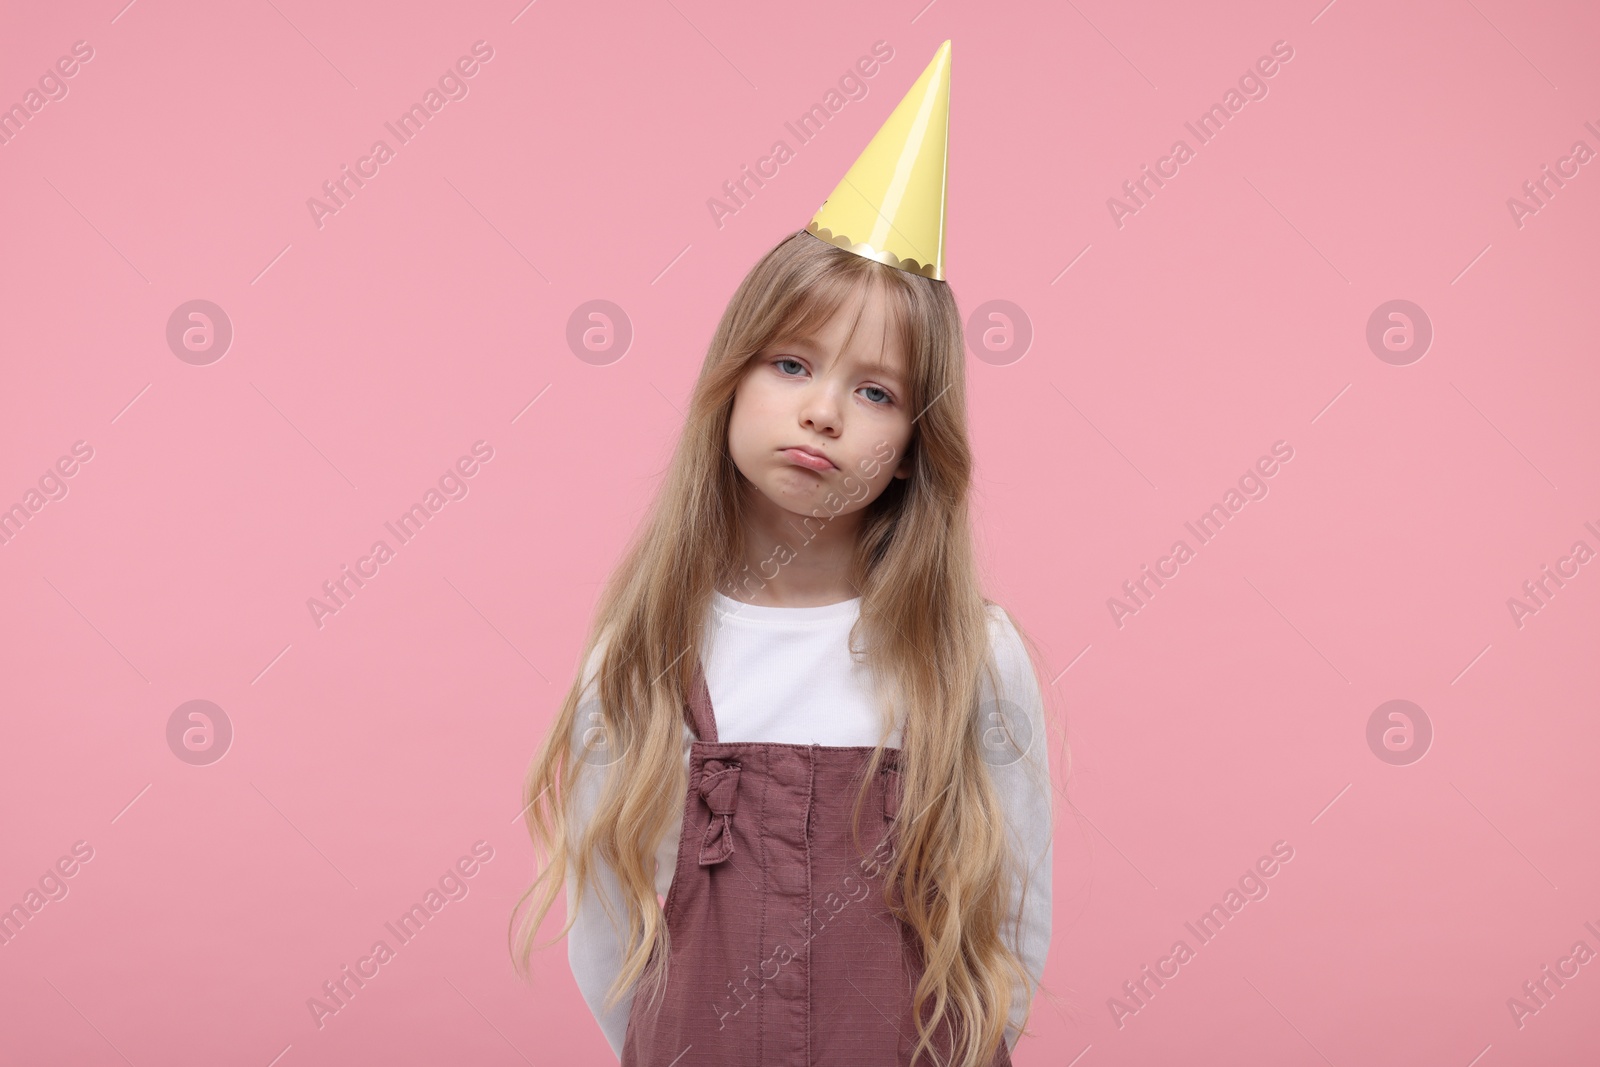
[805,40,951,281]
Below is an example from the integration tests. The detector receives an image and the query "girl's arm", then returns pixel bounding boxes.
[984,605,1055,1053]
[564,636,635,1060]
[565,765,635,1059]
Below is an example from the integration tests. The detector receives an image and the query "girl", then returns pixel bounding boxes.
[513,42,1056,1067]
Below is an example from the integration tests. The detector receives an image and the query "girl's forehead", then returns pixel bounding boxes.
[782,287,910,366]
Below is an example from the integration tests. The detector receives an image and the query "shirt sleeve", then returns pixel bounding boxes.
[564,635,635,1061]
[982,605,1055,1053]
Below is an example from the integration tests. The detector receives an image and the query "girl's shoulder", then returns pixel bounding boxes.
[979,600,1044,708]
[578,605,1041,706]
[976,601,1052,788]
[981,600,1035,668]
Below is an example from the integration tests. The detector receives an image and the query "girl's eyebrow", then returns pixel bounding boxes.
[777,338,906,384]
[853,353,907,385]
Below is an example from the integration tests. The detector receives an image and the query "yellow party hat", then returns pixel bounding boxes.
[805,40,951,281]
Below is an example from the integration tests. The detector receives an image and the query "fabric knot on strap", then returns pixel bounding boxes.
[696,759,741,866]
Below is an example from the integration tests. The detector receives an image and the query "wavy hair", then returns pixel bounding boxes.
[511,229,1053,1066]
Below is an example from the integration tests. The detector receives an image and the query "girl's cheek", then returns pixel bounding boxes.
[857,437,903,480]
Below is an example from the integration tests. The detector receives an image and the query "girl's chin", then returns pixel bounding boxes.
[766,466,831,492]
[750,483,840,517]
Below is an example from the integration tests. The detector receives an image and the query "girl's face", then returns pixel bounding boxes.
[727,284,914,530]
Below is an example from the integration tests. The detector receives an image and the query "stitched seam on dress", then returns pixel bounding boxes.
[804,746,815,1067]
[756,747,770,1067]
[662,746,701,929]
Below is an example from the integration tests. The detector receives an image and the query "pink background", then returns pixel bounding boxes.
[2,0,1597,1064]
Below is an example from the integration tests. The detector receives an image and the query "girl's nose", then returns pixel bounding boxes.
[800,387,841,435]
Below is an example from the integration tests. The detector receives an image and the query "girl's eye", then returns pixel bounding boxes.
[861,385,893,405]
[775,357,805,376]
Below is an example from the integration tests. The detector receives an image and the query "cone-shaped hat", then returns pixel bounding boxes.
[805,40,951,281]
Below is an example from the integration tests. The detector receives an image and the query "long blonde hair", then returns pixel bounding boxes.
[511,230,1052,1066]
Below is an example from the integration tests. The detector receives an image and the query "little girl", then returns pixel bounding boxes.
[513,42,1055,1066]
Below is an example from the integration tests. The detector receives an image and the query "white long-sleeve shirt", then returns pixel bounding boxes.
[564,591,1054,1059]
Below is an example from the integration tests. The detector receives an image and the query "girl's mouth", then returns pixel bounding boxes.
[780,447,836,472]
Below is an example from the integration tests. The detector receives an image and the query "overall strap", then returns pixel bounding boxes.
[684,657,719,743]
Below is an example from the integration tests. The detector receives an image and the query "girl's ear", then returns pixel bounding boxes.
[892,452,913,480]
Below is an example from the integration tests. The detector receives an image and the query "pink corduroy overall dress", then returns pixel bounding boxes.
[619,660,1014,1067]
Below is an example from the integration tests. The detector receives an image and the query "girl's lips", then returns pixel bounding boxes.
[780,447,835,472]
